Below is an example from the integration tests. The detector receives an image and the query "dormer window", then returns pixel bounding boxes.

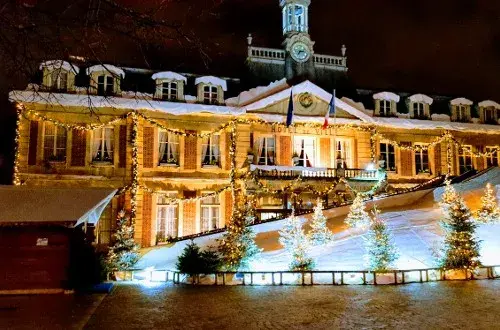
[408,94,433,119]
[195,76,227,105]
[203,85,218,104]
[39,60,79,92]
[478,100,500,125]
[450,98,473,123]
[161,82,177,101]
[97,75,115,96]
[373,92,400,117]
[151,72,186,101]
[413,103,425,117]
[86,64,124,96]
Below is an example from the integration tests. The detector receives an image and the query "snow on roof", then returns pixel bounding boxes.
[0,186,116,226]
[9,90,243,116]
[39,60,79,74]
[86,64,125,77]
[225,78,288,107]
[479,100,500,109]
[373,91,400,103]
[243,80,374,123]
[195,76,227,91]
[450,97,473,106]
[151,71,187,83]
[408,93,433,105]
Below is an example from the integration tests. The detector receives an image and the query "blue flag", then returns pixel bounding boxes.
[286,89,294,127]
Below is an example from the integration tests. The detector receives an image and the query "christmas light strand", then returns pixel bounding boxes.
[12,106,22,185]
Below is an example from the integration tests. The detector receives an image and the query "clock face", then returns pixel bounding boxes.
[291,42,310,62]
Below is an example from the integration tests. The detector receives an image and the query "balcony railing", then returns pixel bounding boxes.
[313,54,347,70]
[248,47,286,64]
[251,165,380,181]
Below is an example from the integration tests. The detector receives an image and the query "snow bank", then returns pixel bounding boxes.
[195,76,227,91]
[397,113,410,119]
[479,100,500,109]
[372,116,500,133]
[450,97,473,106]
[341,97,366,111]
[25,83,40,91]
[373,91,400,103]
[185,95,197,103]
[431,113,450,122]
[39,60,79,74]
[409,93,433,105]
[151,71,187,82]
[226,79,288,106]
[86,64,125,77]
[121,91,153,99]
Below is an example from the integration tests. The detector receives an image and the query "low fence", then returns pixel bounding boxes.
[118,266,500,286]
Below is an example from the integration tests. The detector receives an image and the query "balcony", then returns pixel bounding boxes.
[250,165,381,181]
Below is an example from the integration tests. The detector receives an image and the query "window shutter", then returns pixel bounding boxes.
[279,136,292,166]
[225,190,232,226]
[184,130,197,170]
[225,132,232,170]
[399,142,413,176]
[320,138,331,168]
[182,190,197,235]
[28,121,39,165]
[118,125,127,168]
[142,192,152,247]
[433,144,442,176]
[71,129,87,166]
[143,127,154,168]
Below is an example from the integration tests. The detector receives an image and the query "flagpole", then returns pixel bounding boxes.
[332,89,338,169]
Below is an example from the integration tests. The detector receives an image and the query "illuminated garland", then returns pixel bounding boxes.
[139,184,231,204]
[446,140,453,175]
[12,105,22,185]
[130,113,139,223]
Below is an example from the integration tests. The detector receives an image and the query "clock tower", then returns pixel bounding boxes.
[280,0,316,81]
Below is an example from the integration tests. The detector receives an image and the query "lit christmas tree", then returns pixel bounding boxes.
[363,206,399,271]
[107,210,140,272]
[475,183,500,224]
[345,193,371,228]
[439,179,460,216]
[439,186,481,270]
[279,209,315,271]
[308,198,334,245]
[218,199,261,271]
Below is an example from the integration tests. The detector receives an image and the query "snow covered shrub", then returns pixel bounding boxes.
[106,210,140,272]
[308,198,334,245]
[345,194,371,228]
[279,209,315,271]
[475,183,500,224]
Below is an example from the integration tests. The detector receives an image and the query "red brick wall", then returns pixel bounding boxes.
[142,192,152,247]
[399,142,413,176]
[118,125,127,168]
[71,129,87,166]
[28,121,38,165]
[279,136,292,166]
[184,131,197,170]
[143,127,154,168]
[320,138,331,167]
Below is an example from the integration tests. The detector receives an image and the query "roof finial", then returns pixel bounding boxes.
[247,33,253,46]
[341,44,347,57]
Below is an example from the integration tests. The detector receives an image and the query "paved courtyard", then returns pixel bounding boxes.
[2,281,500,329]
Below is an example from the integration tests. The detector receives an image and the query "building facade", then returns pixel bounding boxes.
[9,0,500,248]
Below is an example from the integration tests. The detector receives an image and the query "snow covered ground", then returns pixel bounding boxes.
[137,168,500,271]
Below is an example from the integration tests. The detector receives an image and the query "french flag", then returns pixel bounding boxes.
[323,89,336,129]
[286,88,294,127]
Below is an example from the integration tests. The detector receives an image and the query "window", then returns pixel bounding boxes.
[256,137,275,165]
[486,147,499,167]
[92,127,114,162]
[379,143,396,171]
[415,146,429,174]
[293,137,315,167]
[379,100,391,116]
[203,85,218,104]
[97,75,115,96]
[333,139,353,168]
[294,5,305,32]
[456,105,468,122]
[43,123,67,161]
[202,135,220,167]
[458,146,473,175]
[50,70,68,91]
[158,131,179,165]
[161,82,177,101]
[200,193,220,232]
[284,4,305,32]
[413,103,425,118]
[484,107,496,124]
[156,193,178,241]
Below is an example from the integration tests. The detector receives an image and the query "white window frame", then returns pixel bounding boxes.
[161,81,178,101]
[379,142,396,172]
[203,85,218,104]
[458,145,473,174]
[485,146,499,167]
[200,192,220,232]
[333,138,353,168]
[97,74,115,95]
[43,122,67,161]
[256,136,276,165]
[456,105,468,122]
[156,192,178,240]
[379,100,391,116]
[414,144,430,174]
[293,136,316,167]
[92,127,114,163]
[201,134,221,167]
[413,102,425,118]
[158,130,180,165]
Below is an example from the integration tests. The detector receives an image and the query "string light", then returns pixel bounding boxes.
[130,112,139,224]
[12,105,22,185]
